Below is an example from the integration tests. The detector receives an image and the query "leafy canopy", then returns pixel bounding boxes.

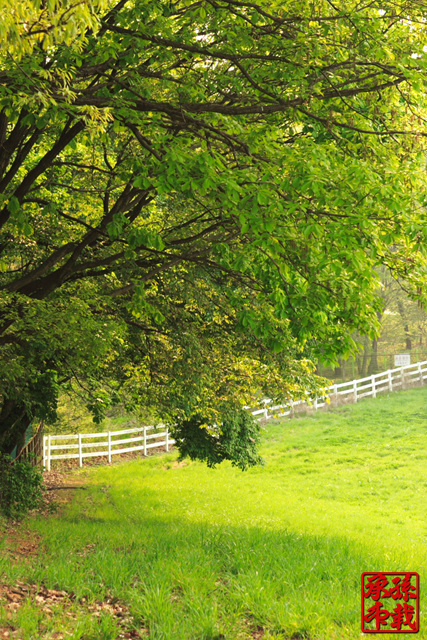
[0,0,427,465]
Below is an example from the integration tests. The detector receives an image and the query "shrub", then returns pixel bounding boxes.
[0,454,45,518]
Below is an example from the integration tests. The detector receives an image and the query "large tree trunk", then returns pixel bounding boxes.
[357,335,370,377]
[368,311,382,375]
[368,338,379,374]
[0,400,31,456]
[397,301,412,351]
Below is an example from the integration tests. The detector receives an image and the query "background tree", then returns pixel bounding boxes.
[379,267,427,354]
[320,266,427,381]
[1,0,427,463]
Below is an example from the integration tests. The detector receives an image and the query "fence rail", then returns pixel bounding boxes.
[43,360,427,470]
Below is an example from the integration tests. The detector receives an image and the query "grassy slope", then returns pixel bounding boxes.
[1,387,426,639]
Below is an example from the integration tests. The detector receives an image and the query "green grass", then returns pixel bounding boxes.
[1,387,427,639]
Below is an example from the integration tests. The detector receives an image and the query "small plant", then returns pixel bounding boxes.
[0,454,45,518]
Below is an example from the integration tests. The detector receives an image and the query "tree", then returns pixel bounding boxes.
[377,266,427,354]
[1,0,427,464]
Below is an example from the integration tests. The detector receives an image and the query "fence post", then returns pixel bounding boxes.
[43,436,49,471]
[144,427,147,456]
[401,367,404,389]
[372,374,376,398]
[353,380,358,403]
[165,427,169,452]
[108,431,111,463]
[289,399,295,418]
[418,362,423,386]
[47,435,51,472]
[388,370,393,392]
[332,385,338,406]
[313,397,318,411]
[78,433,83,468]
[263,406,268,419]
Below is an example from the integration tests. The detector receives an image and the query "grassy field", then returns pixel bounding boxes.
[1,387,426,639]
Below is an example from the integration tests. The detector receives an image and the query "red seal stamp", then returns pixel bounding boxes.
[361,572,419,633]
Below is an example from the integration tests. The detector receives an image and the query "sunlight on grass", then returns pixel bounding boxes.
[3,387,427,639]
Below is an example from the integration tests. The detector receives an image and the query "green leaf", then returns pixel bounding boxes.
[133,176,151,189]
[7,196,20,215]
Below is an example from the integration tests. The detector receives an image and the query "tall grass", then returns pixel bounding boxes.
[1,387,426,639]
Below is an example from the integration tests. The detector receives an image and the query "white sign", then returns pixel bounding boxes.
[394,354,411,367]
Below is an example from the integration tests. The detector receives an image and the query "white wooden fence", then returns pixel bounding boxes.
[43,425,174,471]
[43,360,427,470]
[252,359,427,421]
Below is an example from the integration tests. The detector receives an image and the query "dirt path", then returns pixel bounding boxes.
[0,469,147,639]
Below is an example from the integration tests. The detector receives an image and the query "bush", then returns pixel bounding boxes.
[0,454,45,518]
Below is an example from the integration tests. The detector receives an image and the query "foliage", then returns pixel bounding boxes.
[1,0,427,461]
[0,0,107,59]
[171,406,263,470]
[44,391,156,440]
[0,454,45,518]
[377,267,427,350]
[335,267,427,380]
